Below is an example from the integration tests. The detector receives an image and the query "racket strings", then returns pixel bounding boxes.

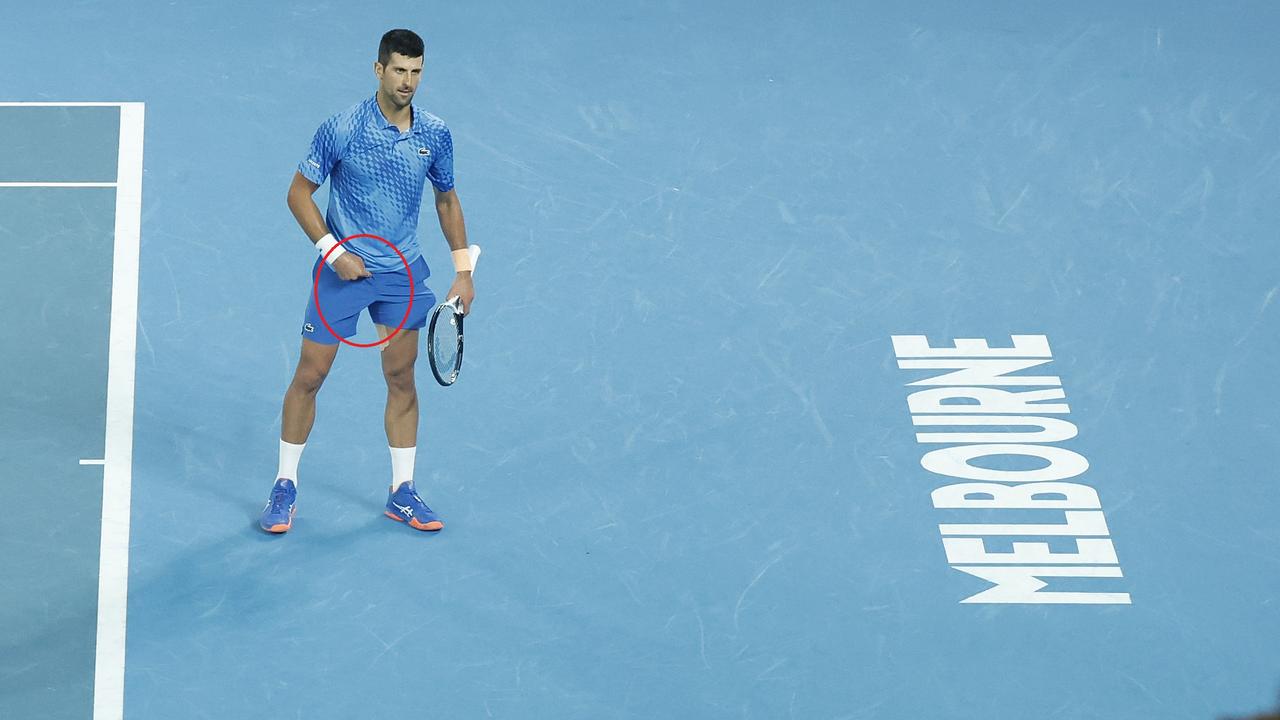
[432,307,461,367]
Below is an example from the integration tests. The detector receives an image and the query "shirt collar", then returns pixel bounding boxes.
[368,94,426,135]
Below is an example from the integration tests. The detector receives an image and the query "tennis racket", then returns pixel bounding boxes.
[375,244,482,355]
[428,244,481,386]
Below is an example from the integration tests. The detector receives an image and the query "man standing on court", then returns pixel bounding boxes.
[259,28,475,534]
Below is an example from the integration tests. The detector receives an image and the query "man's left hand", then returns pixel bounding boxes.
[446,273,475,315]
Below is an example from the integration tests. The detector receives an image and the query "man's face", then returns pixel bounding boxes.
[375,52,424,108]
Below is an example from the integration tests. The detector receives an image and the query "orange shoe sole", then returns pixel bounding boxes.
[264,507,294,533]
[384,510,444,532]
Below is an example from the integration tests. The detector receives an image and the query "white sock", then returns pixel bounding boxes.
[390,446,416,491]
[277,440,306,485]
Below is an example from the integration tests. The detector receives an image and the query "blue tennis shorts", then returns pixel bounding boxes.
[302,256,435,344]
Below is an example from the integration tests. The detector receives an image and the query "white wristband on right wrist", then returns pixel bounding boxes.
[315,233,346,266]
[450,247,474,273]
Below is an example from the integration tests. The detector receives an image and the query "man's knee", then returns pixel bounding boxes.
[292,341,338,394]
[291,361,332,394]
[383,362,416,393]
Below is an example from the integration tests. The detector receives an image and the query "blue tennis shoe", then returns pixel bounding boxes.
[384,483,444,531]
[259,478,297,533]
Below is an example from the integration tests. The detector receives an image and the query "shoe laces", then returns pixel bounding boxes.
[404,486,425,506]
[268,484,293,512]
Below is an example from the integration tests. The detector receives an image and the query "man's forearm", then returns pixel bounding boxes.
[437,199,468,252]
[288,192,331,244]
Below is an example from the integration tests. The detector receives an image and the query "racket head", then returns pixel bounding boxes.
[427,297,465,386]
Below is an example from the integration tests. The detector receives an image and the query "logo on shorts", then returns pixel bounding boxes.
[304,323,315,333]
[418,146,430,157]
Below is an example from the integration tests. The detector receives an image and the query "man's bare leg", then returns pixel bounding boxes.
[381,328,419,450]
[262,338,340,532]
[282,338,341,445]
[378,328,442,530]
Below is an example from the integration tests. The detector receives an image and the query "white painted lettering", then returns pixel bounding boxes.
[952,566,1131,604]
[931,482,1101,509]
[921,444,1090,482]
[943,537,1119,564]
[894,334,1127,604]
[938,510,1110,537]
[907,387,1070,414]
[898,358,1061,387]
[912,415,1078,444]
[891,334,1052,358]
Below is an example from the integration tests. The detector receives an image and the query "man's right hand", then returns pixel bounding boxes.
[332,253,373,281]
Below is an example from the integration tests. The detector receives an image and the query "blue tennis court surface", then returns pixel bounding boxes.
[3,2,1278,719]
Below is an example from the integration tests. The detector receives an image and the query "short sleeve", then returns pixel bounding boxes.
[427,126,455,193]
[297,115,343,185]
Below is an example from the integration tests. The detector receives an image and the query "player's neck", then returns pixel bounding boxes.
[375,92,413,131]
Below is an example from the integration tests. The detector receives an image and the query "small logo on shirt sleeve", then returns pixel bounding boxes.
[308,159,321,168]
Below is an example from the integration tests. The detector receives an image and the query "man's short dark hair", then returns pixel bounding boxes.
[378,29,424,65]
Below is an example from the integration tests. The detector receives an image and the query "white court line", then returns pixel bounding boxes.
[0,182,117,188]
[0,101,129,107]
[81,459,106,466]
[93,102,144,720]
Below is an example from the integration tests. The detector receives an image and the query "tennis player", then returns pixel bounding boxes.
[259,28,475,533]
